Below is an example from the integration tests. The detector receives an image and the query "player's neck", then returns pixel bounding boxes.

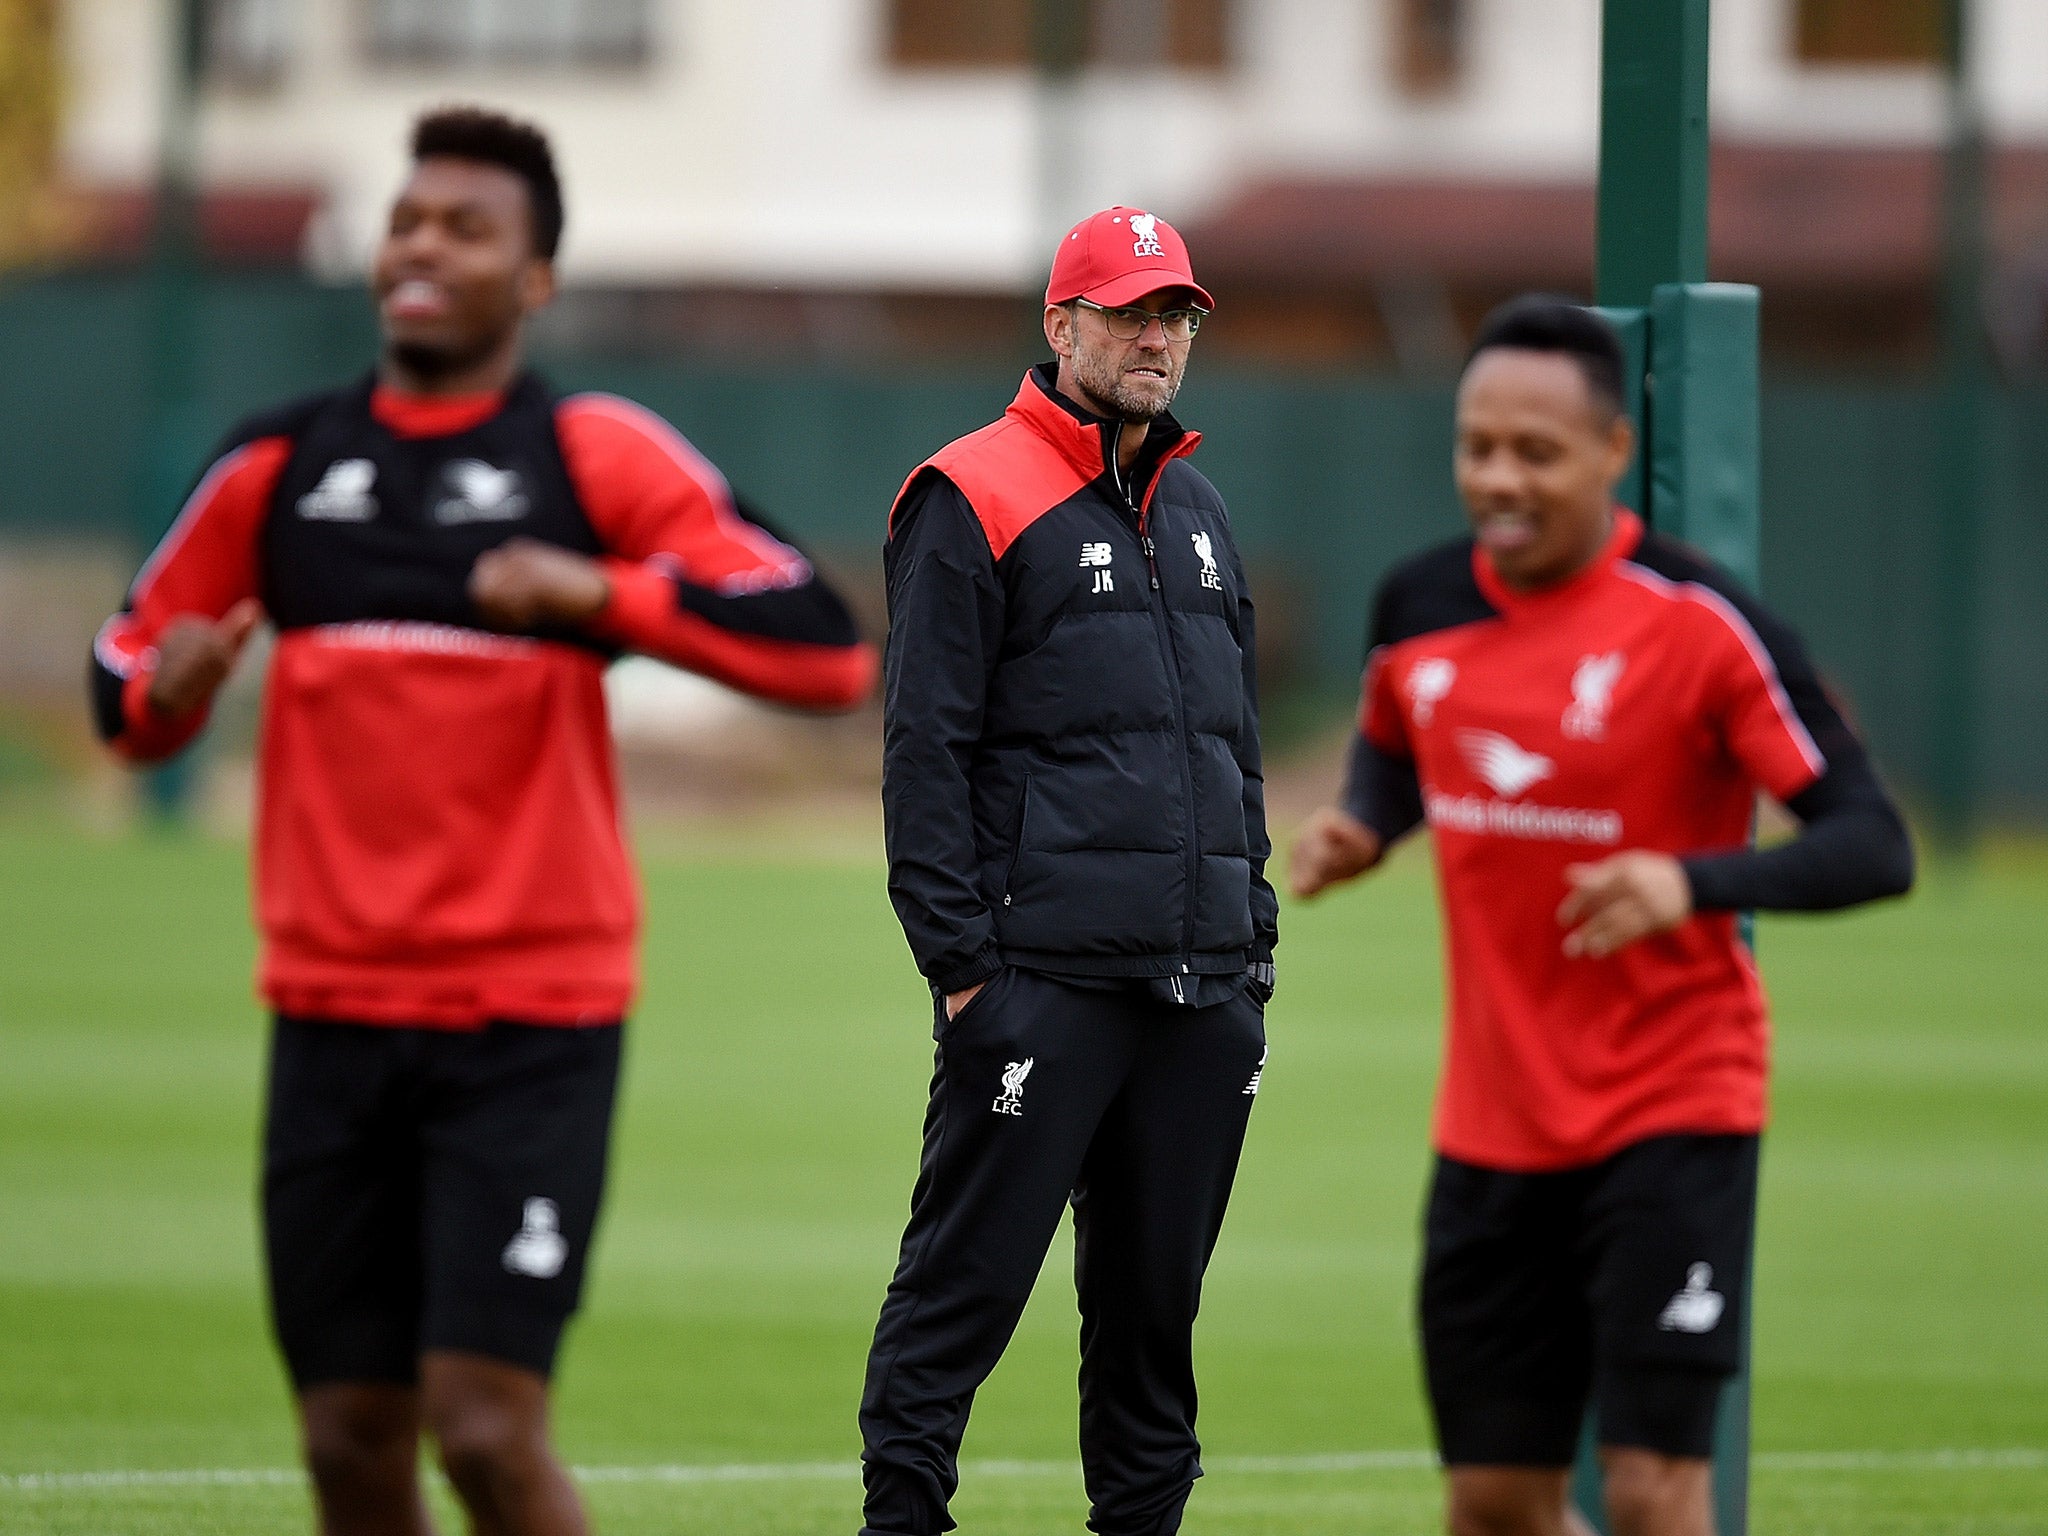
[379,334,525,400]
[1497,507,1617,594]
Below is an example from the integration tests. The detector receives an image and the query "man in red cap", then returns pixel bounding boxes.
[856,208,1276,1536]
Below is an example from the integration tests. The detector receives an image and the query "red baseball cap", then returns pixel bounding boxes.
[1045,206,1214,311]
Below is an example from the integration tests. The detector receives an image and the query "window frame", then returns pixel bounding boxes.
[1792,0,1943,68]
[884,0,1231,73]
[360,0,655,71]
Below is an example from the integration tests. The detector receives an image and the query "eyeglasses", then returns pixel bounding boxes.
[1072,298,1207,342]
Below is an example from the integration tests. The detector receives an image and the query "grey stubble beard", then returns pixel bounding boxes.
[1074,344,1183,423]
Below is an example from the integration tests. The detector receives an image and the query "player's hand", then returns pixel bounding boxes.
[944,982,986,1020]
[145,600,264,718]
[1558,851,1693,959]
[1288,807,1384,900]
[469,538,610,629]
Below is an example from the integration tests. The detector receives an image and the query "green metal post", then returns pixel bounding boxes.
[1595,0,1710,308]
[1930,0,1986,847]
[1583,4,1758,1533]
[137,0,208,821]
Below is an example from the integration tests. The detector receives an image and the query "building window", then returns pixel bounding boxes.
[1795,0,1942,65]
[366,0,651,68]
[1393,0,1465,96]
[206,0,294,86]
[888,0,1229,71]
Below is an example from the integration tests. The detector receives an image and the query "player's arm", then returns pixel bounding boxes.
[476,395,876,710]
[880,473,1007,1005]
[1223,532,1278,991]
[1559,583,1914,958]
[1679,591,1913,910]
[1290,581,1424,900]
[88,438,285,763]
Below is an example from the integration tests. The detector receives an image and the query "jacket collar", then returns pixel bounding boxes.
[1006,363,1201,514]
[1473,507,1644,615]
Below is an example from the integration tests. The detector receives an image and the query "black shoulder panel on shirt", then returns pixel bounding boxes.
[1367,537,1496,656]
[1625,530,1744,602]
[213,379,363,460]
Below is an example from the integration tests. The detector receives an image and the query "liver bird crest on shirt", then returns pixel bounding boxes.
[1563,651,1627,740]
[1406,657,1457,726]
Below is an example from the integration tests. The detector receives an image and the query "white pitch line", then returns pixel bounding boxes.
[3,1448,2042,1495]
[1754,1449,2048,1472]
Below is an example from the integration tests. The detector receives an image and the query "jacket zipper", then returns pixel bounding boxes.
[1122,466,1199,977]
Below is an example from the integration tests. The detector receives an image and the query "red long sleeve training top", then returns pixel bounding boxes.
[93,384,876,1027]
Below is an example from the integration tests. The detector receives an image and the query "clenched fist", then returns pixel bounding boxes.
[146,600,265,719]
[468,538,610,630]
[1288,807,1385,900]
[1557,850,1694,958]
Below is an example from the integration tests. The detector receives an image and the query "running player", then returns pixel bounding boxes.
[88,108,875,1536]
[1290,296,1913,1536]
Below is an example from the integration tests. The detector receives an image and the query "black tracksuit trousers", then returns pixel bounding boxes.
[858,966,1267,1536]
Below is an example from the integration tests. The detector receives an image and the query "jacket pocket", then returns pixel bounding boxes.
[1000,774,1035,909]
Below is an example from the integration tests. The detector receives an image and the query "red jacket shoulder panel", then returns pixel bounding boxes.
[890,394,1097,562]
[930,416,1094,562]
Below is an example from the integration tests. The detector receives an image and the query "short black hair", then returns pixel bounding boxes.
[410,106,564,260]
[1465,295,1627,420]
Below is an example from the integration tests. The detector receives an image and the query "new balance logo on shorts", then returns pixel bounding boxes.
[1657,1262,1726,1333]
[501,1197,568,1279]
[993,1057,1034,1117]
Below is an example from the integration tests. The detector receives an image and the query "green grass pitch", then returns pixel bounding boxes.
[1,820,2043,1533]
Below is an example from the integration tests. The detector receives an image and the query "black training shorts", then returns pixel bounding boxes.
[1420,1132,1759,1465]
[262,1015,622,1389]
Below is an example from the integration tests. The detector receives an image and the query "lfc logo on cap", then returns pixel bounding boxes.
[1129,212,1165,257]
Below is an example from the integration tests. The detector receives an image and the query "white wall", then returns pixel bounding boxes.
[57,0,2047,288]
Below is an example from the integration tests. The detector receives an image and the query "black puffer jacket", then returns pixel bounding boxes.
[882,366,1277,994]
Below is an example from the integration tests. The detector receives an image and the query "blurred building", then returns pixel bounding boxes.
[46,0,2048,369]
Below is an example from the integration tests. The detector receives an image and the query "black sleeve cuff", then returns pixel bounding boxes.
[1246,959,1276,1005]
[1679,855,1744,915]
[930,947,1006,996]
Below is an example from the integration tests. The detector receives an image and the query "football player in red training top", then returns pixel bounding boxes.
[89,108,875,1536]
[1290,296,1912,1536]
